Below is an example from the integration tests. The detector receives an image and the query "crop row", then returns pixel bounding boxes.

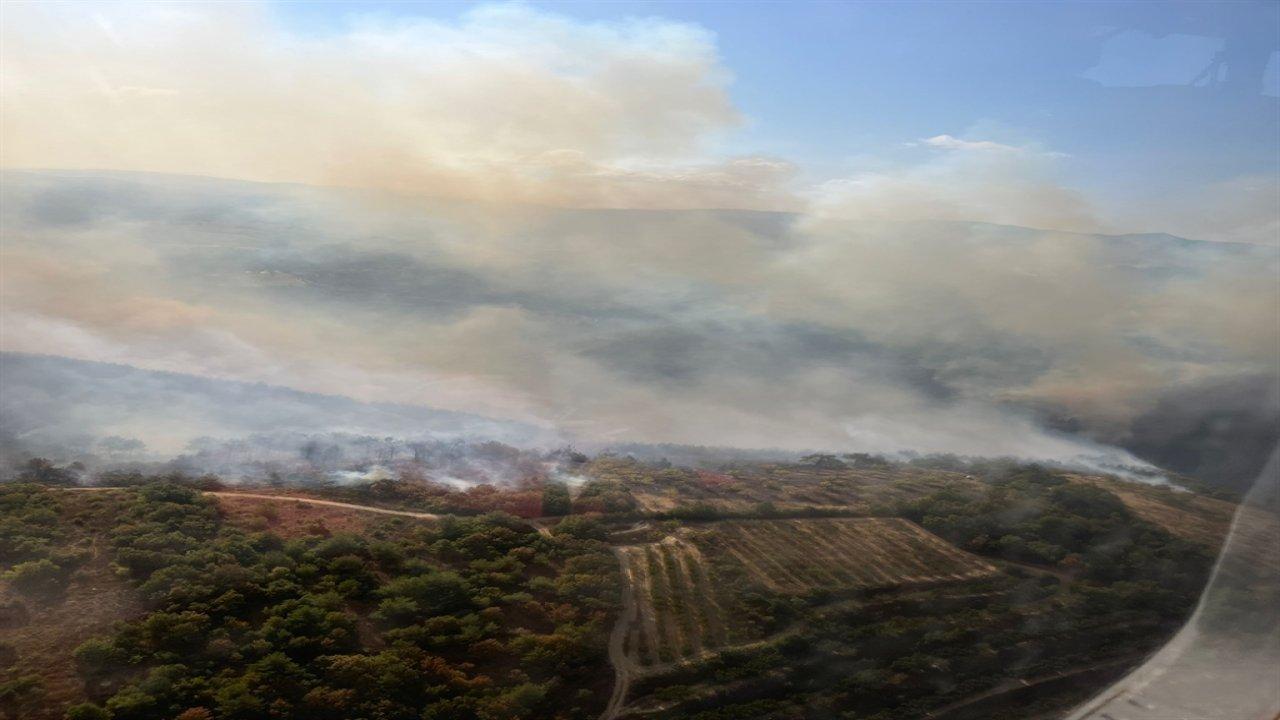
[697,517,997,594]
[618,537,727,668]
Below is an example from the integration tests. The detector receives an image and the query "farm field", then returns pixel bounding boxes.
[693,518,998,594]
[616,537,730,669]
[615,518,997,672]
[603,463,1229,719]
[584,456,989,516]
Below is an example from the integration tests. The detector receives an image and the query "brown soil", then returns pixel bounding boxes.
[215,494,377,537]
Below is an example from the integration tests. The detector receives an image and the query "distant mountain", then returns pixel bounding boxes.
[0,352,549,466]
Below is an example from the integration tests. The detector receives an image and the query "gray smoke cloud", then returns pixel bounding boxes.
[1,170,1275,484]
[1,3,1275,485]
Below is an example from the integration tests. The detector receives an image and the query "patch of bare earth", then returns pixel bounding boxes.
[631,492,680,514]
[216,495,377,537]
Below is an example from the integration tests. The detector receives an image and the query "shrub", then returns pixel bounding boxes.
[138,483,201,505]
[3,558,69,596]
[74,636,127,674]
[65,703,111,720]
[378,571,472,616]
[541,483,572,516]
[553,516,608,542]
[0,675,45,719]
[372,597,418,627]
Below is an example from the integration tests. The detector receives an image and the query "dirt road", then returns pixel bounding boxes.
[68,486,443,520]
[206,491,443,520]
[602,546,641,720]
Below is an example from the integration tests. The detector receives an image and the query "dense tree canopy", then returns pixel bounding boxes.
[45,483,618,720]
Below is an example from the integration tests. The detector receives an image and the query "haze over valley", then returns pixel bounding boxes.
[1,170,1275,488]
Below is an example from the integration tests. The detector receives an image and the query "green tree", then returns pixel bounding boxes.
[15,458,80,486]
[378,571,472,616]
[800,454,846,469]
[541,483,572,516]
[553,516,607,542]
[74,636,126,675]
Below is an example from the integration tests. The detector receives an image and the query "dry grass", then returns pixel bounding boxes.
[215,495,378,537]
[1068,476,1234,549]
[614,461,987,516]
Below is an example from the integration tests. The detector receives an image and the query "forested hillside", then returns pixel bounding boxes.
[0,456,1230,720]
[1,483,617,720]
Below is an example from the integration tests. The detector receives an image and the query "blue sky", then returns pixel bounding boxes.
[273,1,1280,205]
[6,0,1276,240]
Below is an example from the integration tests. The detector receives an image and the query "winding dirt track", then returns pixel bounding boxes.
[602,546,642,720]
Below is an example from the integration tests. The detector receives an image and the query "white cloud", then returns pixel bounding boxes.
[0,1,797,210]
[918,134,1023,153]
